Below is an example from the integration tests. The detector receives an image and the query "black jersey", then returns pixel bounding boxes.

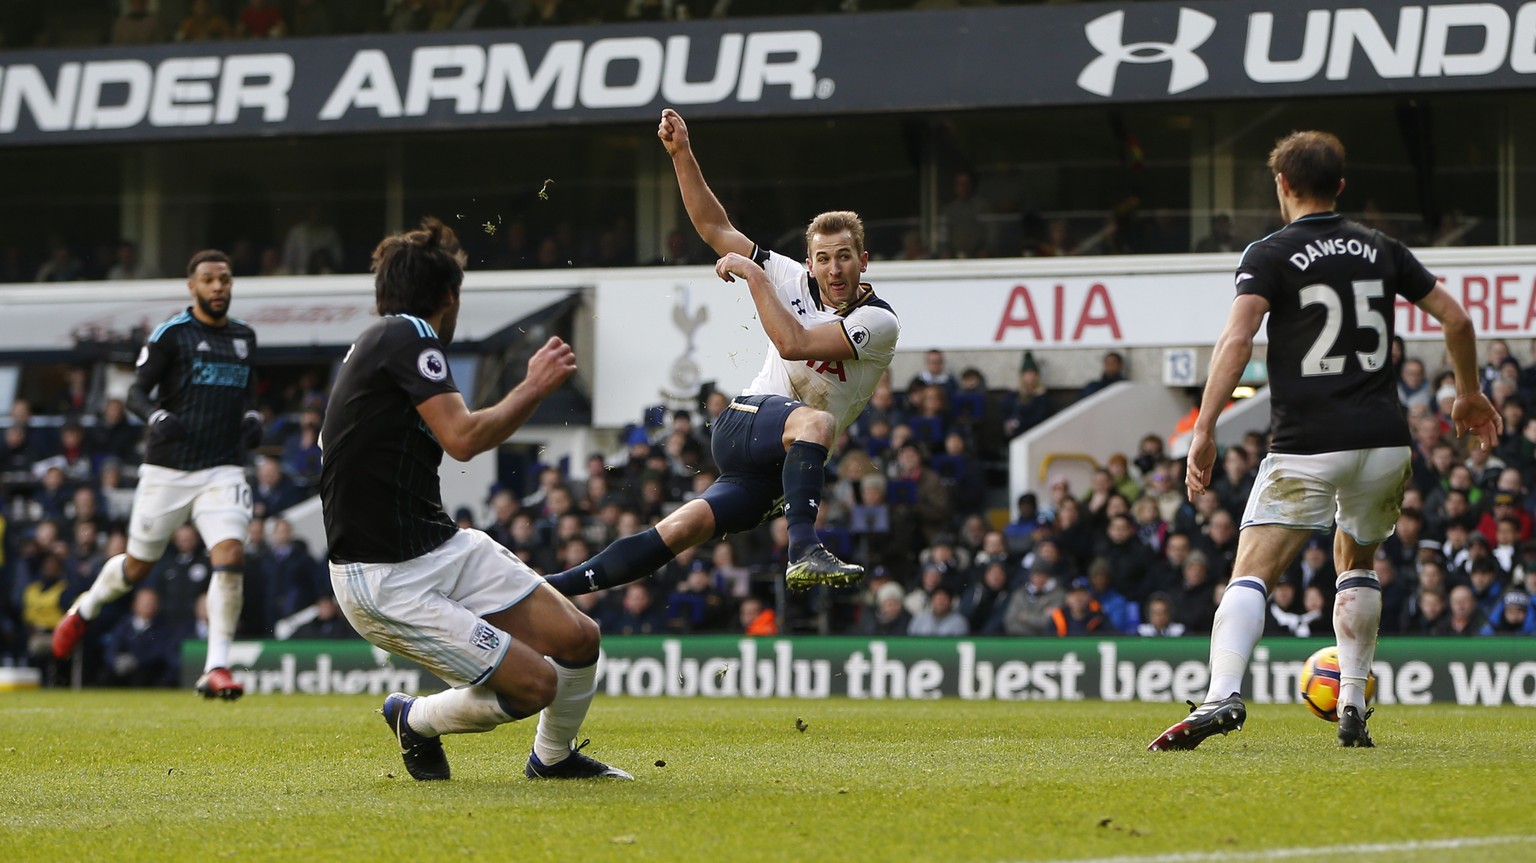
[1235,212,1437,454]
[134,309,257,470]
[320,315,460,564]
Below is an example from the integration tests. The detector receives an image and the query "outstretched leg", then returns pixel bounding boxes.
[545,500,716,596]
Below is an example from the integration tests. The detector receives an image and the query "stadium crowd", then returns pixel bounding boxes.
[4,342,1534,687]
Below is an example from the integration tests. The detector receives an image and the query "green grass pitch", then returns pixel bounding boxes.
[3,691,1532,863]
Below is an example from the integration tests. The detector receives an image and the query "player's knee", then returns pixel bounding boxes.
[794,409,835,446]
[564,614,602,664]
[524,663,559,712]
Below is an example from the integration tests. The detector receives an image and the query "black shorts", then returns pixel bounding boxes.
[701,394,806,535]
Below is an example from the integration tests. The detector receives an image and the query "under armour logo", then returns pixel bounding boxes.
[791,299,806,316]
[1077,8,1215,97]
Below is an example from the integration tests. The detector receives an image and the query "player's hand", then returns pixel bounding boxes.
[1452,391,1503,451]
[524,336,577,398]
[1185,429,1216,502]
[147,409,185,444]
[715,252,760,284]
[240,410,265,449]
[657,108,691,158]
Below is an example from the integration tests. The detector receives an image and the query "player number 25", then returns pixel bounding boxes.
[1298,280,1387,377]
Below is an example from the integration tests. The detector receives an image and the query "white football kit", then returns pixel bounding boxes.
[744,246,901,434]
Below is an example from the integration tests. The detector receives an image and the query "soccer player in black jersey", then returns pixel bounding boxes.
[321,219,628,782]
[53,249,262,699]
[1150,132,1501,751]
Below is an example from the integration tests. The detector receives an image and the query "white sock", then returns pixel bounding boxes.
[409,685,516,736]
[1204,576,1268,702]
[204,568,243,672]
[1333,568,1382,712]
[533,657,598,766]
[77,554,132,621]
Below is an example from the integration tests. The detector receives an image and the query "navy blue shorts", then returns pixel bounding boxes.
[701,394,805,535]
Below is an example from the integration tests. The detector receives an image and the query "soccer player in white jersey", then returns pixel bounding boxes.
[1148,131,1500,750]
[546,108,901,597]
[53,249,261,700]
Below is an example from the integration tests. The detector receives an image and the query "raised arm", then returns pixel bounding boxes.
[658,108,753,258]
[415,337,577,462]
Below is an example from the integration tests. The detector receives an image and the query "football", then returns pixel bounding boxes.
[1299,645,1376,721]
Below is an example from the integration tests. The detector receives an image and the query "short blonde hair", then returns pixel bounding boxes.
[805,210,866,256]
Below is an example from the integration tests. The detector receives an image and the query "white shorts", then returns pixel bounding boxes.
[1241,447,1411,544]
[128,464,252,562]
[329,529,542,688]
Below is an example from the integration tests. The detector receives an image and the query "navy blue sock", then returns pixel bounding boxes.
[545,528,675,596]
[783,440,829,560]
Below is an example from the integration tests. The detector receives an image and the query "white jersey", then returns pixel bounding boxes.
[742,246,901,435]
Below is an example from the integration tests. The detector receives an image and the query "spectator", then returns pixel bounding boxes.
[651,229,700,266]
[738,596,778,636]
[1210,446,1254,520]
[35,238,83,282]
[1137,592,1186,636]
[1050,577,1114,636]
[1398,358,1433,414]
[1467,557,1505,618]
[858,582,911,636]
[30,467,73,522]
[252,457,302,520]
[111,0,164,45]
[607,583,666,635]
[237,0,287,37]
[96,459,136,525]
[1035,219,1075,257]
[34,422,92,485]
[1095,512,1153,601]
[958,561,1013,635]
[1436,585,1488,636]
[91,399,140,465]
[148,525,210,634]
[1176,551,1217,634]
[930,431,985,518]
[940,170,990,258]
[1405,586,1449,634]
[1079,351,1126,400]
[102,588,180,687]
[907,586,968,636]
[177,0,234,40]
[1002,567,1063,636]
[1001,358,1051,440]
[909,350,958,401]
[289,595,359,639]
[1086,557,1135,633]
[888,443,951,546]
[105,240,158,280]
[1193,213,1238,253]
[22,553,75,675]
[896,230,929,261]
[281,408,324,484]
[1484,589,1531,635]
[666,567,730,633]
[281,205,344,275]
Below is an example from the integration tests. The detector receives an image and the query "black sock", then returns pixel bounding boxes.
[783,440,829,560]
[545,528,675,596]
